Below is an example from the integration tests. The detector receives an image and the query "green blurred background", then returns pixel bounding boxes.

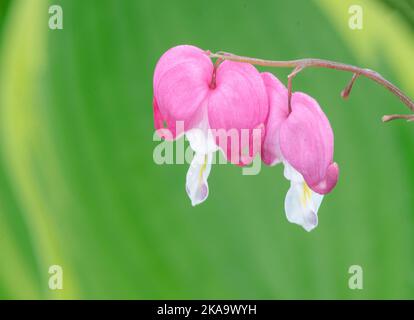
[0,0,413,299]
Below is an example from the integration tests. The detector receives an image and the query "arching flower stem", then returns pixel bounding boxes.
[207,51,414,122]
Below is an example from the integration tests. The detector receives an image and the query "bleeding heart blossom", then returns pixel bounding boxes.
[261,72,339,231]
[153,45,268,206]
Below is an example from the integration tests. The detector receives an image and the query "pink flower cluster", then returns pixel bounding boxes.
[153,45,339,231]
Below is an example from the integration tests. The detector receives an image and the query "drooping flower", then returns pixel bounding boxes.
[261,72,339,231]
[153,45,268,206]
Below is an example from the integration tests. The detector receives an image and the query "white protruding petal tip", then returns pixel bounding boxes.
[185,119,218,206]
[283,162,324,232]
[186,152,212,206]
[302,211,318,232]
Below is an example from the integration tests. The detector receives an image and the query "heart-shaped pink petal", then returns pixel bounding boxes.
[207,61,268,165]
[279,92,339,194]
[153,45,213,137]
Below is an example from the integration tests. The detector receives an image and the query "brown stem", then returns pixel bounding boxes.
[341,73,359,99]
[208,51,414,122]
[287,66,303,113]
[382,114,414,122]
[210,58,223,89]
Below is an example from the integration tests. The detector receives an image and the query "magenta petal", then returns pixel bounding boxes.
[311,162,339,194]
[153,97,185,140]
[261,72,289,166]
[207,61,268,165]
[279,92,339,194]
[153,45,213,130]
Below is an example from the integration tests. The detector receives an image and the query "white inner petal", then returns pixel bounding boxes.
[185,119,218,206]
[186,151,212,206]
[283,162,323,232]
[283,161,303,183]
[186,128,218,154]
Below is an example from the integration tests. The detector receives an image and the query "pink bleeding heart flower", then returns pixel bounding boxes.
[261,72,339,231]
[153,45,268,206]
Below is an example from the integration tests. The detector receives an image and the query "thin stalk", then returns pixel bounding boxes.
[208,51,414,122]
